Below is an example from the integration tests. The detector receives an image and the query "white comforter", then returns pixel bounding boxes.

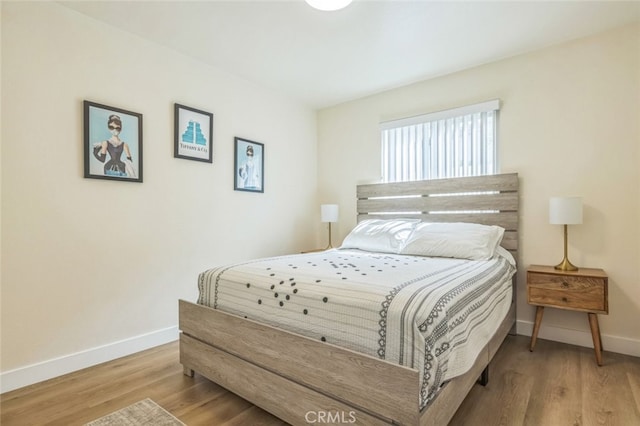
[198,248,515,408]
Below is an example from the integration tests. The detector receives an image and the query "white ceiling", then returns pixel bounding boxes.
[59,1,640,109]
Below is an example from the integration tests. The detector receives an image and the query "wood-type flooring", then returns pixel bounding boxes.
[2,335,639,425]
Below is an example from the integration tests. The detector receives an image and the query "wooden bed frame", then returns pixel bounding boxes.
[179,173,519,425]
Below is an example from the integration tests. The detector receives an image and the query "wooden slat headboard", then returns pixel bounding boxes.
[356,173,519,255]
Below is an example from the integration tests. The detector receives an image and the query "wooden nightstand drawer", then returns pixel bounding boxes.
[527,273,606,312]
[526,266,608,314]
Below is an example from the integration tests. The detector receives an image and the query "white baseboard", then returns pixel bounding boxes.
[1,326,179,394]
[2,322,636,394]
[516,320,640,358]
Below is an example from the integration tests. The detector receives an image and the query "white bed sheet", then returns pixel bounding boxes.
[198,248,515,408]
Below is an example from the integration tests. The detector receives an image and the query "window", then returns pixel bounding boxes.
[380,100,500,183]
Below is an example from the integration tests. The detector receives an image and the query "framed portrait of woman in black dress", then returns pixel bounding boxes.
[83,100,143,183]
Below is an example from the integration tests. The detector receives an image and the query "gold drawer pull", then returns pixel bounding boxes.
[562,297,568,303]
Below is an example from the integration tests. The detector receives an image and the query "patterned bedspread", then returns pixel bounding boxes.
[198,248,515,408]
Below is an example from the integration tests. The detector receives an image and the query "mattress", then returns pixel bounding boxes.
[198,247,516,408]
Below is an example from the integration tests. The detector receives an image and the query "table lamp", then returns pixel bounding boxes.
[321,204,339,249]
[549,196,583,271]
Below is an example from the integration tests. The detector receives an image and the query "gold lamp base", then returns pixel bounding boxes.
[554,257,578,271]
[555,224,579,271]
[324,222,334,250]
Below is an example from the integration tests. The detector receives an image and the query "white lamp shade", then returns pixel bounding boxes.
[305,0,352,11]
[549,197,583,225]
[321,204,339,223]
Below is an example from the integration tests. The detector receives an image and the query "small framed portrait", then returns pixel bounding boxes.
[174,103,213,163]
[234,137,264,193]
[84,100,143,182]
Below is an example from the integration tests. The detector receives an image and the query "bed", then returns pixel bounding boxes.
[179,172,519,425]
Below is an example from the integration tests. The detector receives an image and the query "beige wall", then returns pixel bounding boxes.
[318,24,640,354]
[1,2,317,378]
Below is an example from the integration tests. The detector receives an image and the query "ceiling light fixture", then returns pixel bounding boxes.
[305,0,353,12]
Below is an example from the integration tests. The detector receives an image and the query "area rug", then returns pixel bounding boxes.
[84,398,185,425]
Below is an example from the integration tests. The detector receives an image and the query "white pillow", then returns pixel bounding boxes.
[341,219,419,254]
[399,222,505,260]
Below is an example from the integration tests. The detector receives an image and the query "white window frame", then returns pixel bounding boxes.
[380,100,500,183]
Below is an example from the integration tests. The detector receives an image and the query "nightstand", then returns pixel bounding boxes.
[527,265,608,366]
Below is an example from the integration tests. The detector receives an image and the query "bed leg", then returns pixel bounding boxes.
[478,365,489,386]
[183,366,194,378]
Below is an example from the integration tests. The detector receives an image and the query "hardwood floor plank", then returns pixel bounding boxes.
[219,405,289,426]
[452,333,535,425]
[178,392,255,425]
[2,349,179,425]
[518,339,583,426]
[628,368,640,419]
[1,336,639,426]
[157,378,228,418]
[580,348,640,426]
[52,368,191,425]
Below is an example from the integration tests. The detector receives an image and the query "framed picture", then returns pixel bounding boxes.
[84,101,143,182]
[174,103,213,163]
[234,137,264,193]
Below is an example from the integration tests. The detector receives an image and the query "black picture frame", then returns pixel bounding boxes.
[234,137,264,193]
[84,101,143,183]
[174,103,213,163]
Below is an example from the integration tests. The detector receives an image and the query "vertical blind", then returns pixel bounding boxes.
[380,100,500,183]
